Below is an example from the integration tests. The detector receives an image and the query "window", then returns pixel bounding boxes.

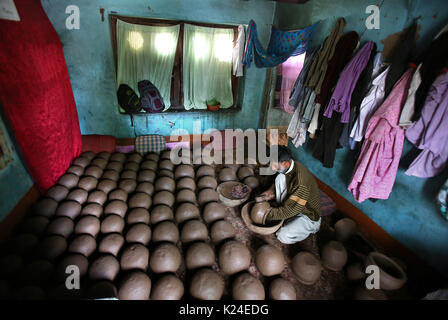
[109,15,240,113]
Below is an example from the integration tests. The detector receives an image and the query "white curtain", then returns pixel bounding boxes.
[116,20,180,111]
[183,24,234,110]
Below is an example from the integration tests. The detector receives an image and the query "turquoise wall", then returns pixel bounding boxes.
[275,0,448,277]
[0,112,33,221]
[41,0,276,137]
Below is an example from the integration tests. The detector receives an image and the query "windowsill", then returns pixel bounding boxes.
[119,106,242,115]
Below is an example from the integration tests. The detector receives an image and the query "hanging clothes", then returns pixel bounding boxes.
[289,46,319,110]
[384,22,418,97]
[348,70,413,203]
[405,71,448,178]
[232,25,245,77]
[399,64,422,128]
[323,41,375,124]
[243,20,317,68]
[437,179,448,220]
[312,113,345,168]
[305,18,346,94]
[315,31,360,106]
[279,54,306,113]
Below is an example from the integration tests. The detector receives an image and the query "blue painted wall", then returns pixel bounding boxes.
[41,0,276,137]
[275,0,448,277]
[0,113,33,221]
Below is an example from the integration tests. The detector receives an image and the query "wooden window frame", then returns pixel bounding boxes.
[109,14,240,113]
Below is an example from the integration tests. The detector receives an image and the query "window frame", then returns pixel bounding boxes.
[109,14,241,113]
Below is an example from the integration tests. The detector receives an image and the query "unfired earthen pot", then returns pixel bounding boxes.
[87,190,107,206]
[254,244,285,276]
[110,153,127,163]
[175,203,200,224]
[96,179,117,194]
[203,202,226,223]
[84,166,103,179]
[158,169,174,179]
[145,152,160,162]
[218,240,251,275]
[67,165,84,176]
[36,235,67,262]
[120,244,149,271]
[140,160,157,171]
[159,159,174,171]
[54,254,88,282]
[250,202,271,225]
[72,156,90,168]
[176,189,197,204]
[292,251,322,285]
[126,208,150,225]
[237,166,254,180]
[124,162,139,172]
[137,170,156,183]
[104,200,128,218]
[67,188,88,204]
[152,221,179,243]
[218,168,237,182]
[98,233,124,257]
[32,198,58,218]
[91,158,108,169]
[321,241,348,272]
[346,262,366,281]
[185,242,215,270]
[106,161,123,172]
[150,205,174,225]
[153,191,175,207]
[127,153,143,164]
[174,164,195,180]
[58,173,80,189]
[74,215,100,237]
[149,243,182,273]
[176,177,196,192]
[45,185,69,202]
[197,176,218,190]
[101,214,125,234]
[78,176,98,192]
[244,176,259,190]
[118,179,137,193]
[269,278,296,300]
[136,182,154,196]
[197,165,215,178]
[189,268,224,300]
[10,233,38,255]
[232,273,265,300]
[81,151,96,160]
[46,216,74,238]
[198,188,219,205]
[118,271,151,300]
[364,251,407,291]
[155,177,176,193]
[108,189,128,202]
[87,281,118,300]
[102,170,120,182]
[125,223,151,245]
[55,200,82,219]
[210,220,235,244]
[88,254,120,281]
[334,218,357,242]
[120,170,137,180]
[68,234,96,257]
[97,151,111,161]
[128,192,152,209]
[20,216,49,236]
[180,220,208,243]
[81,203,103,218]
[151,275,184,300]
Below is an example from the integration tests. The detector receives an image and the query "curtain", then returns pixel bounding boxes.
[116,20,180,111]
[183,24,234,110]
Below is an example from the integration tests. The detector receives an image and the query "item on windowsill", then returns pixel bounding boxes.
[206,98,221,111]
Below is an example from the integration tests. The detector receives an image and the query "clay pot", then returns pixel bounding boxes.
[346,262,366,281]
[140,160,157,171]
[81,151,96,160]
[55,200,82,219]
[152,221,179,243]
[244,176,259,190]
[91,158,108,169]
[20,259,54,285]
[232,273,265,300]
[128,192,152,209]
[36,235,67,262]
[102,170,120,182]
[108,189,128,202]
[151,275,184,300]
[106,161,123,172]
[150,205,174,225]
[224,164,240,172]
[160,150,172,160]
[125,223,151,246]
[96,179,117,194]
[210,220,235,244]
[67,165,84,176]
[180,220,208,243]
[197,165,215,178]
[120,244,149,271]
[54,254,88,282]
[127,153,143,164]
[72,156,90,168]
[110,153,127,163]
[31,198,58,218]
[126,208,150,225]
[97,151,111,161]
[118,271,151,300]
[203,202,226,223]
[137,170,156,183]
[84,166,103,179]
[255,244,285,276]
[0,254,24,277]
[158,169,174,179]
[104,200,128,218]
[354,286,388,300]
[45,185,69,202]
[175,203,200,224]
[269,278,296,300]
[68,234,96,257]
[101,214,125,234]
[87,190,107,206]
[118,179,137,193]
[46,216,74,238]
[176,189,197,204]
[153,191,175,207]
[136,182,155,196]
[197,176,218,190]
[218,240,251,275]
[292,251,322,285]
[250,202,270,225]
[74,216,100,237]
[185,242,215,270]
[81,203,103,218]
[149,243,182,273]
[10,233,38,255]
[98,233,125,257]
[155,177,176,193]
[58,173,79,189]
[334,218,357,242]
[176,177,196,191]
[20,216,49,235]
[364,252,407,291]
[144,153,159,162]
[87,281,118,299]
[321,241,348,272]
[124,162,139,172]
[218,168,237,182]
[159,159,174,171]
[174,164,195,180]
[121,170,137,180]
[189,268,224,300]
[198,188,219,205]
[89,254,120,281]
[78,177,98,192]
[237,166,254,180]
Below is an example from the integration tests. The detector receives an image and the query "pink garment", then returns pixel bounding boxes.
[348,69,413,203]
[279,54,305,113]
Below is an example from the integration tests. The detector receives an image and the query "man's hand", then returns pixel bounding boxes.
[258,190,275,202]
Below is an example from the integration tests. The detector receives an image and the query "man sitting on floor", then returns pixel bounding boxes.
[259,145,322,244]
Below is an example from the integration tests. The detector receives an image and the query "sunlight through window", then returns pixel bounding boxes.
[155,32,176,55]
[193,34,209,59]
[214,34,233,62]
[127,31,144,50]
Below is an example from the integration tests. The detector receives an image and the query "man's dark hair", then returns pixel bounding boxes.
[269,145,292,163]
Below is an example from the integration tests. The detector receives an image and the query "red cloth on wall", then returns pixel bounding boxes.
[82,135,116,154]
[0,0,82,192]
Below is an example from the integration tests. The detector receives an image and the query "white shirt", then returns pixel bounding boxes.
[275,160,295,203]
[232,25,245,77]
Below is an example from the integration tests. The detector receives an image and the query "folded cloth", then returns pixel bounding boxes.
[135,135,166,154]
